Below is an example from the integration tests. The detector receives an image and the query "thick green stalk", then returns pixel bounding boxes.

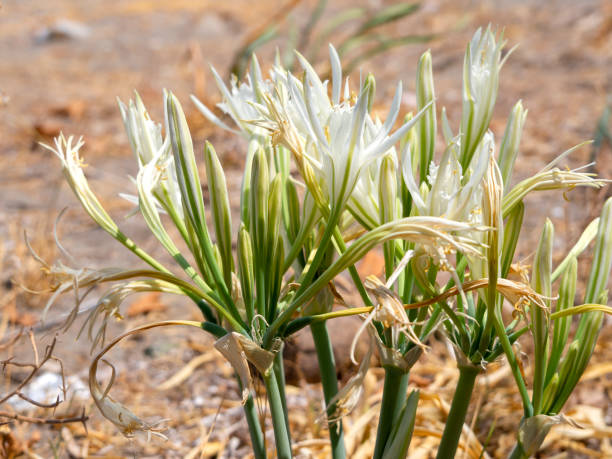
[310,321,346,459]
[373,366,409,459]
[435,364,480,459]
[264,368,292,459]
[243,394,267,459]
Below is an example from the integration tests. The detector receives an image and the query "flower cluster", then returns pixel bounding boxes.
[42,25,612,459]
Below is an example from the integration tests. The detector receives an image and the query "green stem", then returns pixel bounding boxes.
[264,368,292,459]
[256,265,267,317]
[243,393,267,459]
[493,313,533,418]
[438,300,470,351]
[273,348,291,438]
[419,304,442,340]
[116,232,167,273]
[435,364,480,459]
[282,208,317,272]
[264,207,341,347]
[508,444,527,459]
[310,321,346,459]
[297,207,342,298]
[373,366,409,459]
[332,227,372,306]
[122,235,217,323]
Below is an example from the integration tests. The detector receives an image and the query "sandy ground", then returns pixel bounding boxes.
[1,0,612,457]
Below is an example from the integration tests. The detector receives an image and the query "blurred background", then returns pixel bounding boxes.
[1,0,611,457]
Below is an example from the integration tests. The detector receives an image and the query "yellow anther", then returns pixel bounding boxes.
[72,152,88,168]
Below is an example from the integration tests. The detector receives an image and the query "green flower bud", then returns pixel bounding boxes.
[204,141,234,285]
[378,153,398,225]
[416,50,436,183]
[501,201,524,277]
[284,176,301,243]
[546,257,576,385]
[531,218,553,414]
[584,197,612,304]
[166,91,205,233]
[249,147,269,256]
[552,198,612,411]
[268,174,283,250]
[365,73,376,113]
[166,91,232,307]
[238,224,255,322]
[460,26,505,169]
[498,100,527,192]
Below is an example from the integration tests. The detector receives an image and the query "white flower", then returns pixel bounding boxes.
[135,144,189,260]
[80,279,183,351]
[42,134,121,237]
[400,133,493,282]
[118,93,183,218]
[502,149,608,218]
[403,131,493,224]
[90,358,167,440]
[191,55,274,139]
[260,45,431,211]
[348,150,396,229]
[322,332,374,423]
[118,93,165,165]
[460,25,506,168]
[468,148,504,288]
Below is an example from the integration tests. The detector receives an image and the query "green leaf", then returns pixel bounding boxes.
[358,3,420,35]
[230,26,278,80]
[309,7,366,62]
[342,34,434,75]
[552,217,599,282]
[381,390,420,459]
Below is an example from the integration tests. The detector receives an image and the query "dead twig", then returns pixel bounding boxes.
[0,334,57,406]
[0,332,88,430]
[0,407,88,428]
